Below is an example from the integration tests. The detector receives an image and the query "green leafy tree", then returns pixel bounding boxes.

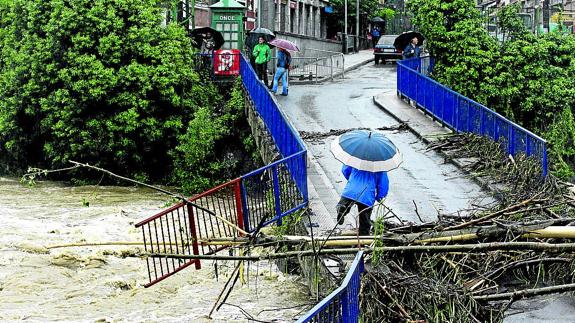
[546,108,575,178]
[497,3,530,43]
[409,0,575,177]
[408,0,498,101]
[171,79,259,193]
[0,0,216,180]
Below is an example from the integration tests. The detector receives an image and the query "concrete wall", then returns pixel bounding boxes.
[243,92,280,165]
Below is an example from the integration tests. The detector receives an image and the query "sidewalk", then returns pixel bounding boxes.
[341,49,375,73]
[373,92,451,144]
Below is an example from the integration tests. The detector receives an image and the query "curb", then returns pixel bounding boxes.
[372,94,435,145]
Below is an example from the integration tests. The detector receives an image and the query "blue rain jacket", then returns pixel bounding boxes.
[403,43,420,59]
[341,165,389,207]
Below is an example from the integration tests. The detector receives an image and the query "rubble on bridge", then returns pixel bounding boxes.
[359,133,575,322]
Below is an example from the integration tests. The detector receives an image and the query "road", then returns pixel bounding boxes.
[277,63,492,228]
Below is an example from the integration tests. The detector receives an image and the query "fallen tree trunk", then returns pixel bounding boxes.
[141,241,575,261]
[415,226,575,243]
[473,282,575,301]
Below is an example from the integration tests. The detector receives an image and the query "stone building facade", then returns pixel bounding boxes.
[259,0,331,39]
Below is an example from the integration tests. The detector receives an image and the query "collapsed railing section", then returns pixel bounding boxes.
[397,57,548,177]
[135,179,244,287]
[297,251,365,323]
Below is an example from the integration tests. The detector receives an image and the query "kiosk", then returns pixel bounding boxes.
[210,0,246,50]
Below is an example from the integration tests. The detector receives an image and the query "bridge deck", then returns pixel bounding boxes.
[275,53,493,234]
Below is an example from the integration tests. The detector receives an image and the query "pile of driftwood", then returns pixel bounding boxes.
[359,133,575,322]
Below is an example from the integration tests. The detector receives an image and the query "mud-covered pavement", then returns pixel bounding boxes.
[0,178,309,322]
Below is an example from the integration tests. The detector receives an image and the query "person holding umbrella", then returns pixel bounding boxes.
[371,26,381,48]
[252,36,272,88]
[402,37,421,59]
[245,27,275,70]
[201,32,216,55]
[271,48,291,96]
[330,130,402,235]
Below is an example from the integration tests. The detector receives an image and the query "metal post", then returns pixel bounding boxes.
[355,0,359,52]
[344,0,348,54]
[190,0,195,29]
[257,0,261,27]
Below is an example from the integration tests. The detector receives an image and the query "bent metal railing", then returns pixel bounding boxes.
[297,251,365,323]
[397,57,548,177]
[134,179,243,287]
[135,53,308,287]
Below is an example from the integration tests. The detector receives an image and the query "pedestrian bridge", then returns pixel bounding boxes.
[135,53,548,322]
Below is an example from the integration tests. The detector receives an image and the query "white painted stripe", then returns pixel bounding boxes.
[330,138,403,172]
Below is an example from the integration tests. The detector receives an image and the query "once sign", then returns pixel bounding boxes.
[219,15,236,21]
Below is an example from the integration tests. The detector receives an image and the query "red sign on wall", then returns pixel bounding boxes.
[213,49,240,76]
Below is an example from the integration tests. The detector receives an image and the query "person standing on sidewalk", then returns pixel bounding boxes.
[252,36,271,88]
[336,165,389,236]
[371,26,381,48]
[271,48,291,96]
[402,37,421,59]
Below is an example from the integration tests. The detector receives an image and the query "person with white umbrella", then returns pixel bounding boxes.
[330,130,402,235]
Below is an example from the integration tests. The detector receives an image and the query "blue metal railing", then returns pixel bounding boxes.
[238,54,309,231]
[397,57,548,177]
[297,251,365,323]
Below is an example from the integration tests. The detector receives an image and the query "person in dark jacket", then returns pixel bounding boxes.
[336,165,389,235]
[402,37,421,59]
[371,26,381,48]
[271,48,291,96]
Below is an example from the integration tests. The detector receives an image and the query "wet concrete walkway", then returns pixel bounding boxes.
[276,51,492,234]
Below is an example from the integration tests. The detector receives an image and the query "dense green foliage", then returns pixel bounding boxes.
[171,78,257,193]
[0,0,257,192]
[408,0,575,178]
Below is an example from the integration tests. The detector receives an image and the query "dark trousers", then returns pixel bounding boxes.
[336,197,373,235]
[255,63,268,87]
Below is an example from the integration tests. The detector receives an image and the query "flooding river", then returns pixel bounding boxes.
[0,177,310,322]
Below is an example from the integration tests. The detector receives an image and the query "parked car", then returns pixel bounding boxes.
[374,35,402,64]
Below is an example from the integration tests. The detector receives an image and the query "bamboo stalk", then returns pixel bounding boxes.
[443,195,540,231]
[416,226,575,243]
[44,225,575,251]
[473,283,575,301]
[46,239,246,249]
[139,242,575,261]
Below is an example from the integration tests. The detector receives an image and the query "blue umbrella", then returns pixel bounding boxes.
[330,130,402,172]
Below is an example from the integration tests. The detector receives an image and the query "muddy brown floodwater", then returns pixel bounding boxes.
[0,177,311,322]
